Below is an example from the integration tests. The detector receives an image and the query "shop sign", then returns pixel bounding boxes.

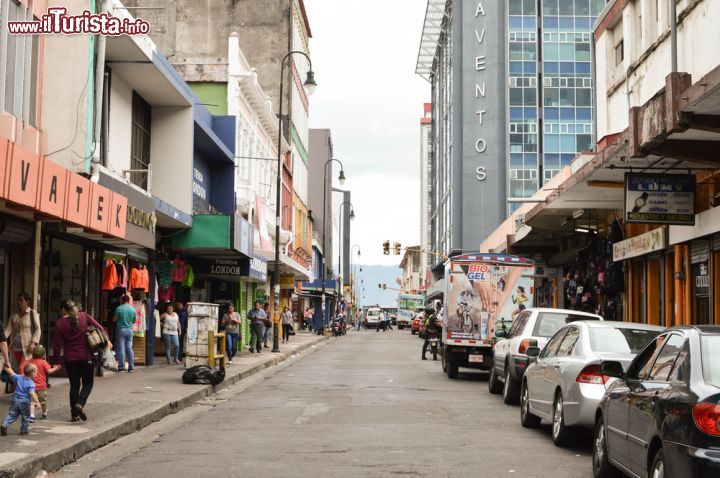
[241,255,267,282]
[613,227,667,262]
[695,262,710,297]
[194,258,244,277]
[280,274,295,290]
[0,141,128,239]
[98,171,156,249]
[624,173,695,225]
[255,289,266,302]
[233,212,252,256]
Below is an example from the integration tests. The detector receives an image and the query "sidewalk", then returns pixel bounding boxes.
[0,332,328,478]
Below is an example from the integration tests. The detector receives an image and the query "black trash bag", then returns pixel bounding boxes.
[181,365,225,385]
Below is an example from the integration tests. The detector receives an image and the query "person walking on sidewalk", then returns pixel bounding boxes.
[281,306,293,344]
[261,303,271,348]
[27,345,60,420]
[53,299,111,422]
[160,304,182,365]
[5,292,41,372]
[248,301,266,354]
[1,362,41,436]
[222,304,241,363]
[113,295,136,372]
[175,301,188,359]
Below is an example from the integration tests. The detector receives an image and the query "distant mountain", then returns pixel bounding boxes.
[353,264,402,308]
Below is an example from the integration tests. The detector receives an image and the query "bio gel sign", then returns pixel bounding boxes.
[466,264,490,282]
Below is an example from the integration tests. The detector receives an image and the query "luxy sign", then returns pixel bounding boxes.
[0,139,127,238]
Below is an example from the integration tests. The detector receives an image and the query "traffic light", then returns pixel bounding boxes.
[378,283,387,290]
[394,242,401,255]
[383,240,390,255]
[378,283,382,289]
[382,283,387,290]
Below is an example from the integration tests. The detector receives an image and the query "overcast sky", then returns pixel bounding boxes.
[304,0,429,267]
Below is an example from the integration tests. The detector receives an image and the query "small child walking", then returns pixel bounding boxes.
[28,345,60,420]
[1,362,41,436]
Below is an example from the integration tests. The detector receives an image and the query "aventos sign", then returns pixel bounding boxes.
[473,2,489,182]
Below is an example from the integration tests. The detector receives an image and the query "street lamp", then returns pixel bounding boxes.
[350,244,360,317]
[273,50,317,352]
[337,201,354,312]
[320,158,346,333]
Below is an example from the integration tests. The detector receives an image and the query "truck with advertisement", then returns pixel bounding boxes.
[442,253,535,379]
[396,293,425,329]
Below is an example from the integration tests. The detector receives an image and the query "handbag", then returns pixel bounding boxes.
[86,324,107,352]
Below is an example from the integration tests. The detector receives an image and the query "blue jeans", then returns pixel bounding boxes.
[226,332,239,361]
[262,324,270,345]
[3,398,31,433]
[163,334,179,363]
[116,327,134,370]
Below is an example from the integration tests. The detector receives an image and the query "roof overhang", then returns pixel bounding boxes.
[415,0,450,81]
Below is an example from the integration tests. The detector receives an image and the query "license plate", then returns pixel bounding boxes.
[468,355,484,363]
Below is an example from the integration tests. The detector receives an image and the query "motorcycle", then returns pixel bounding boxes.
[427,330,441,360]
[332,319,346,337]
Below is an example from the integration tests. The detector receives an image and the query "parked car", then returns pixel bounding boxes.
[411,314,423,335]
[520,321,663,447]
[365,307,382,328]
[489,308,603,404]
[592,325,720,478]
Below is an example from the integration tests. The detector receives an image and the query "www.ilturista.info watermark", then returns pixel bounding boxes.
[7,7,150,35]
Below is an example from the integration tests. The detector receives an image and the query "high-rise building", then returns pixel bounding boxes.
[416,0,606,258]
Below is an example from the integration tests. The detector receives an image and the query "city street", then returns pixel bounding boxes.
[76,330,592,478]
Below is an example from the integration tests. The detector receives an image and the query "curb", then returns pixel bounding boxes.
[2,335,330,478]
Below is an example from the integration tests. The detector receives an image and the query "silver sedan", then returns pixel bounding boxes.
[519,320,663,447]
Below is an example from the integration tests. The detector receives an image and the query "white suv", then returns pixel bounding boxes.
[488,308,603,404]
[365,307,382,328]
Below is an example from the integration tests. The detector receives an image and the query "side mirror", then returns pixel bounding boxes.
[495,329,508,339]
[525,346,541,358]
[600,361,624,379]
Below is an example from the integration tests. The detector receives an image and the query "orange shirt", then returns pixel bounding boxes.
[102,260,118,291]
[129,267,149,292]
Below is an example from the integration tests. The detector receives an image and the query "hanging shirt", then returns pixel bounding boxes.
[158,286,175,303]
[132,302,146,337]
[129,267,150,292]
[102,260,119,291]
[157,259,174,289]
[181,264,195,288]
[171,258,187,283]
[115,262,127,289]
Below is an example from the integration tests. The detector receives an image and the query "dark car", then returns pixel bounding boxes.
[593,326,720,478]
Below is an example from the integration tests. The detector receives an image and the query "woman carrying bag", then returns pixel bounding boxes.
[53,299,111,422]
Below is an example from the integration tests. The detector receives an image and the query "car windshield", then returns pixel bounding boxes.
[368,310,379,316]
[589,327,661,354]
[701,335,720,387]
[532,312,598,338]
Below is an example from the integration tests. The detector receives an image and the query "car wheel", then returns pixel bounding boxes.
[447,361,459,379]
[649,448,666,478]
[488,364,502,394]
[592,416,621,478]
[442,348,448,372]
[502,366,520,405]
[520,381,541,428]
[551,392,574,447]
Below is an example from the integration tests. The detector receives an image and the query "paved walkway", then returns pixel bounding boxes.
[0,332,328,478]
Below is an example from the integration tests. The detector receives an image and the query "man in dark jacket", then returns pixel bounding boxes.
[422,307,441,360]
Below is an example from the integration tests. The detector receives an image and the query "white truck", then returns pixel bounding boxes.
[441,253,535,379]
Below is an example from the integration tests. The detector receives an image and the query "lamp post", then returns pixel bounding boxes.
[320,158,346,333]
[273,51,317,352]
[350,244,360,320]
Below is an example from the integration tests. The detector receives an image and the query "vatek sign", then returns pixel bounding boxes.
[613,227,667,262]
[0,140,127,238]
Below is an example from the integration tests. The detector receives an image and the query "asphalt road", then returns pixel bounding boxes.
[80,329,594,478]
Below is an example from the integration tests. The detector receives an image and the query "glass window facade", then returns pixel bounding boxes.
[507,0,606,208]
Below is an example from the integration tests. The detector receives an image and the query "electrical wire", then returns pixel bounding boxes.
[45,63,93,158]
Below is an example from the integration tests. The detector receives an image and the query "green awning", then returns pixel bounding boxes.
[171,215,230,250]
